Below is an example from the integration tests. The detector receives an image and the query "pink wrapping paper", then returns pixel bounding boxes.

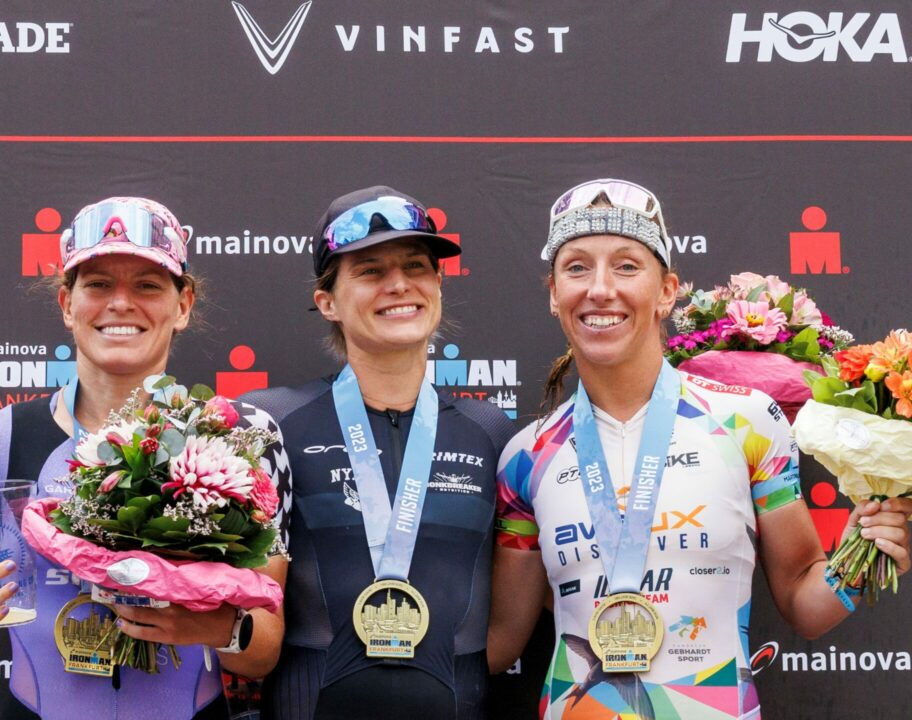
[22,497,283,613]
[677,350,823,423]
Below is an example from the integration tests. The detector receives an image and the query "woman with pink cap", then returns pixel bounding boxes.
[0,197,289,720]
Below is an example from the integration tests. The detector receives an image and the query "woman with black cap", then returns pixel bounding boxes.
[0,197,290,720]
[243,186,514,719]
[487,179,912,719]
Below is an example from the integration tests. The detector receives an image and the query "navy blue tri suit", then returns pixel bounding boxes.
[242,377,514,720]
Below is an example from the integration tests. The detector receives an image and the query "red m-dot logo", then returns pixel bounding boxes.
[790,206,847,275]
[22,208,63,276]
[427,208,469,277]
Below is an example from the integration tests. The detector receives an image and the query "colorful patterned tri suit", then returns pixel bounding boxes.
[496,372,802,720]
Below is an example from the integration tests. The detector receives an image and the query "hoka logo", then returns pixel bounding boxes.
[726,12,908,63]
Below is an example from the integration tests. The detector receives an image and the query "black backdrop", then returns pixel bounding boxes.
[2,2,911,718]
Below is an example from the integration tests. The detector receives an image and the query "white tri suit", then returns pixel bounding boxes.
[495,372,802,720]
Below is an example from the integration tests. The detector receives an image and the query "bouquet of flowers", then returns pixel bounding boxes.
[665,271,854,421]
[793,330,912,603]
[23,376,285,672]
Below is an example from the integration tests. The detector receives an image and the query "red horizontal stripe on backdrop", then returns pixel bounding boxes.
[1,135,912,143]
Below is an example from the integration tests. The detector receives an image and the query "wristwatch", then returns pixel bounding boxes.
[215,607,253,654]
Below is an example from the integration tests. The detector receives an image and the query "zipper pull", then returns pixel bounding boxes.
[387,409,400,427]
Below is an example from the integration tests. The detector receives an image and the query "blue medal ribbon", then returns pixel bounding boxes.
[61,377,87,442]
[572,360,680,594]
[332,364,438,581]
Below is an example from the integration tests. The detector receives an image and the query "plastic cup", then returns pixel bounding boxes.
[0,480,38,626]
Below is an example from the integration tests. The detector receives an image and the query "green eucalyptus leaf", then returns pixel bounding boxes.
[745,284,765,302]
[152,375,177,390]
[154,447,170,466]
[190,384,215,401]
[159,429,186,455]
[97,442,118,464]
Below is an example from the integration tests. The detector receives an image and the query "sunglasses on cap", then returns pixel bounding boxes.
[60,199,188,274]
[548,179,670,244]
[323,196,436,251]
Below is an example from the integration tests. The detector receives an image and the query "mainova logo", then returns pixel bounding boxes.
[233,1,570,75]
[0,21,72,54]
[727,12,908,63]
[751,641,912,673]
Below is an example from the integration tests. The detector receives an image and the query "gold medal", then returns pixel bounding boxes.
[54,594,117,677]
[588,592,664,673]
[352,579,429,659]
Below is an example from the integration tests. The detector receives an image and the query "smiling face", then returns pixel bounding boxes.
[313,239,443,359]
[58,255,193,379]
[549,234,678,375]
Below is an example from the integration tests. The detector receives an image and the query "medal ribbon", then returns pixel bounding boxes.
[333,364,438,581]
[572,360,680,594]
[62,377,87,442]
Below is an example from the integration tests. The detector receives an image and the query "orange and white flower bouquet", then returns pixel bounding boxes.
[793,330,912,602]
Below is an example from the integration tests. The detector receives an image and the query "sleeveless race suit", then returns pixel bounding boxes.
[0,393,291,720]
[242,377,514,720]
[495,372,802,720]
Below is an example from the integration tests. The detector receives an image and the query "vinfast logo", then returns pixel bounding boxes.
[726,12,909,63]
[232,1,570,75]
[0,21,72,54]
[232,2,312,75]
[751,641,912,674]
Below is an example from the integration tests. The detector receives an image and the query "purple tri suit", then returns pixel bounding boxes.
[0,392,291,720]
[242,377,514,720]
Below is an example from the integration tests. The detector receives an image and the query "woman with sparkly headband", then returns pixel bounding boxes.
[0,197,290,720]
[241,185,514,719]
[486,179,912,719]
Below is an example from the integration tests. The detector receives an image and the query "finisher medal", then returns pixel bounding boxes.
[588,592,664,672]
[572,361,681,674]
[333,366,439,660]
[353,579,430,659]
[54,594,117,677]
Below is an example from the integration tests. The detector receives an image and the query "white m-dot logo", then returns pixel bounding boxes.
[726,12,908,62]
[232,1,312,74]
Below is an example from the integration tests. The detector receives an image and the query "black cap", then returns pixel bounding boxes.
[312,185,462,276]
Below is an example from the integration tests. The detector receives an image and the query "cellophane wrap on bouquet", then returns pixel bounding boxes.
[22,498,282,613]
[793,331,912,602]
[23,375,286,672]
[666,272,853,422]
[677,351,821,423]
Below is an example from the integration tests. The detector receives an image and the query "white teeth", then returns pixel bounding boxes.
[380,305,418,316]
[100,326,141,336]
[583,315,624,328]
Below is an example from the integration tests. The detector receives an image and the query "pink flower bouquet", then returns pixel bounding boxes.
[24,376,285,672]
[666,272,854,422]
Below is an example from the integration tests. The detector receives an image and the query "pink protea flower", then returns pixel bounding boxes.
[164,435,253,510]
[248,467,279,519]
[724,300,788,344]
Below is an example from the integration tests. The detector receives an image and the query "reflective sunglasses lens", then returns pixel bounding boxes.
[325,198,430,250]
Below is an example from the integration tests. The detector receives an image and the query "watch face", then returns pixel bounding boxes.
[238,612,254,652]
